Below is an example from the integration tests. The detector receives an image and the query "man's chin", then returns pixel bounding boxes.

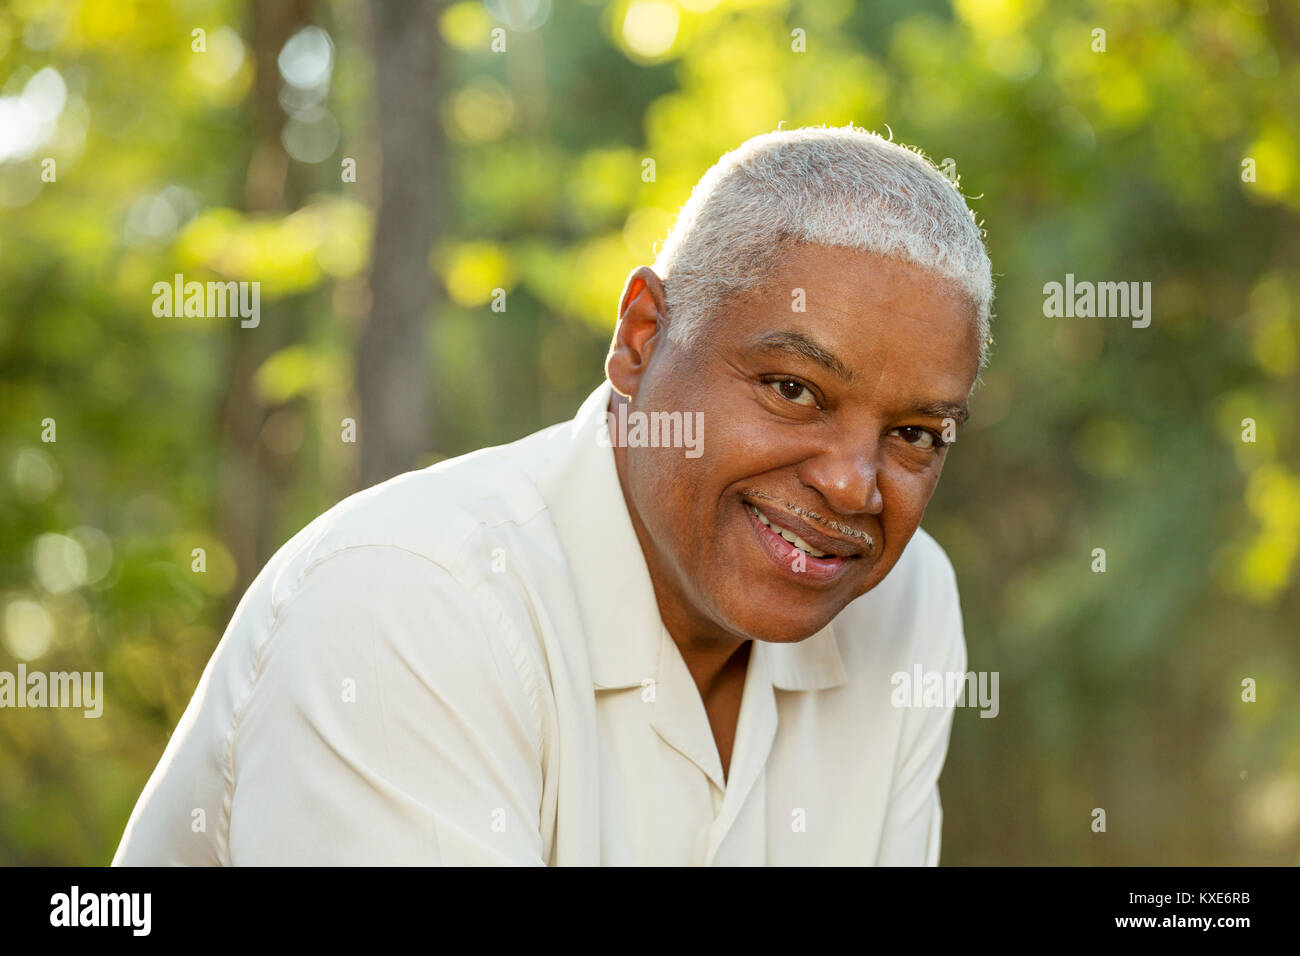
[711,561,888,643]
[722,604,840,644]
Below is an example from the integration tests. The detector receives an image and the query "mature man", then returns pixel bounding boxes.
[114,124,993,866]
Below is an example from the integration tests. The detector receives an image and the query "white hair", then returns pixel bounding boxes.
[652,124,994,368]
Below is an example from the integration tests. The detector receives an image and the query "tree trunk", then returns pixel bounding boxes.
[216,0,313,613]
[357,0,443,489]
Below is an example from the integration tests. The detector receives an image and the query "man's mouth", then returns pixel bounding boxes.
[742,500,866,584]
[743,498,870,556]
[748,503,833,557]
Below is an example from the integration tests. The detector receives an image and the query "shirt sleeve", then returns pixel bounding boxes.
[226,545,548,865]
[874,546,967,866]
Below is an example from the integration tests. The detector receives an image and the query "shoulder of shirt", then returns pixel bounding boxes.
[898,525,960,596]
[256,421,569,614]
[211,425,566,775]
[861,525,961,608]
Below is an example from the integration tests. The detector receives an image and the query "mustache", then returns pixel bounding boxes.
[739,487,876,549]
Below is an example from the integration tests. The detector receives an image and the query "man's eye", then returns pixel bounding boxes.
[890,426,944,450]
[768,379,817,407]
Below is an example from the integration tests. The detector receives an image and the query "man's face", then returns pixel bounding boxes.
[608,243,981,646]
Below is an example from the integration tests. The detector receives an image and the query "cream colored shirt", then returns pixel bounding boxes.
[113,379,967,866]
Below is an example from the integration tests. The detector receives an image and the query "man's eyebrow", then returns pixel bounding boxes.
[750,330,855,384]
[912,401,970,426]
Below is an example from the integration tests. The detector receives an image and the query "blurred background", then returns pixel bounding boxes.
[0,0,1297,865]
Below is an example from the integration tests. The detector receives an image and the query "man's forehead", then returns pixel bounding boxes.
[762,262,976,322]
[735,250,979,343]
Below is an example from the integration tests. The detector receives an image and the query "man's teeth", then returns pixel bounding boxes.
[748,504,831,558]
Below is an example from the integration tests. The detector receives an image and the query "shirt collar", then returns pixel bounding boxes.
[536,378,847,693]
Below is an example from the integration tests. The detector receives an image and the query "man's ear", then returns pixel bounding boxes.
[606,266,669,400]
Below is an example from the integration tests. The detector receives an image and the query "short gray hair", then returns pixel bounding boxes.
[652,124,994,368]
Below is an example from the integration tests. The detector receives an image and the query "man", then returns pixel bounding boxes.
[114,124,993,866]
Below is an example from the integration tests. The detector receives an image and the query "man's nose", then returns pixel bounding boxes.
[796,442,884,516]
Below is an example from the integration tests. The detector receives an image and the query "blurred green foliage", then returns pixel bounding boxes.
[0,0,1297,864]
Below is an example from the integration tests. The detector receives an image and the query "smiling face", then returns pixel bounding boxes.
[606,242,982,649]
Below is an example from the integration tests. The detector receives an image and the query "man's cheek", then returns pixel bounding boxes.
[724,422,805,472]
[885,470,938,513]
